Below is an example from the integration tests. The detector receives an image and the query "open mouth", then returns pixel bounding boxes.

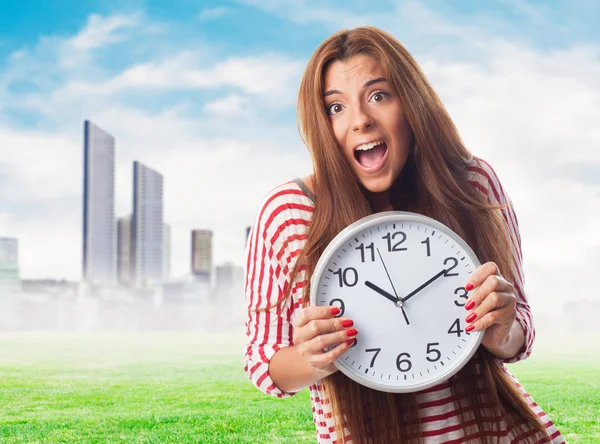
[354,141,388,169]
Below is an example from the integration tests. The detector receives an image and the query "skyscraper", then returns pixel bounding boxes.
[82,120,116,285]
[163,223,171,282]
[131,161,164,288]
[191,230,212,282]
[216,261,244,291]
[117,215,132,286]
[0,237,20,295]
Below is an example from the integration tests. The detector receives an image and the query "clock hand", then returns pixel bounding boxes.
[375,247,410,325]
[364,281,409,324]
[400,306,410,325]
[402,268,447,303]
[364,281,399,304]
[376,247,402,302]
[365,281,410,325]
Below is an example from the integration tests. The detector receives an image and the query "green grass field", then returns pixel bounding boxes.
[0,332,598,443]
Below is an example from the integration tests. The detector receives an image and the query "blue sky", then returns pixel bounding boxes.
[0,0,598,318]
[1,0,598,59]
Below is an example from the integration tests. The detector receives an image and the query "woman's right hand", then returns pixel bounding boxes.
[292,306,358,374]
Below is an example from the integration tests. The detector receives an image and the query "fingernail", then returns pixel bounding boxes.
[465,282,475,291]
[465,324,475,333]
[346,328,358,337]
[465,300,475,311]
[330,307,340,316]
[347,339,354,346]
[341,320,354,328]
[465,312,477,323]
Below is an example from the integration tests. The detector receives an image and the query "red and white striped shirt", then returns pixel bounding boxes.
[244,157,565,443]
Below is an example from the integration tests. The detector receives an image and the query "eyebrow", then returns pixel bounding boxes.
[323,77,387,97]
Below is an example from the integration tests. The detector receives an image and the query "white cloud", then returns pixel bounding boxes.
[0,129,81,201]
[197,7,230,22]
[204,94,249,116]
[103,52,304,96]
[69,13,141,52]
[2,50,303,121]
[499,0,551,25]
[236,0,379,28]
[419,48,600,317]
[58,12,143,69]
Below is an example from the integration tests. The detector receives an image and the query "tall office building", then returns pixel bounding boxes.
[216,261,244,291]
[82,120,116,285]
[0,237,20,295]
[163,223,171,282]
[191,230,212,282]
[131,161,164,288]
[116,215,132,286]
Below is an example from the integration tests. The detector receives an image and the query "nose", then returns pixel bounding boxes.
[351,105,374,132]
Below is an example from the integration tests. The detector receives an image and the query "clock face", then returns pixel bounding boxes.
[310,211,483,393]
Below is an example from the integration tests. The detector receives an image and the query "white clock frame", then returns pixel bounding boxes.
[310,211,484,393]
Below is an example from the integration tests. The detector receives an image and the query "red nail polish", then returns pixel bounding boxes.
[465,282,475,291]
[347,339,354,346]
[465,300,475,311]
[465,324,475,333]
[341,320,354,328]
[465,312,477,323]
[330,307,340,316]
[346,328,358,337]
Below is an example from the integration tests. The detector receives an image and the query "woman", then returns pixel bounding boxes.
[244,26,564,443]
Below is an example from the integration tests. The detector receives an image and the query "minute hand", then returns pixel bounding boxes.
[402,269,448,303]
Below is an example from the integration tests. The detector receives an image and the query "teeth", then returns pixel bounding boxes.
[355,140,384,151]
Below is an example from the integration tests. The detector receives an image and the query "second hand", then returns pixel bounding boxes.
[376,247,410,325]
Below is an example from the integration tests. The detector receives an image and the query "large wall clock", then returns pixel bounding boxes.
[310,211,483,393]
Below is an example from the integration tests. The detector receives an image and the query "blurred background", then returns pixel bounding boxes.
[1,1,599,442]
[0,0,598,336]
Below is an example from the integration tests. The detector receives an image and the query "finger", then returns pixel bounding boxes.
[293,305,343,329]
[305,327,359,354]
[464,273,514,311]
[309,337,356,369]
[293,317,355,345]
[464,262,500,293]
[464,291,515,332]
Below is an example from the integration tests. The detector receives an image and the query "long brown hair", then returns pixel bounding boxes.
[289,27,550,443]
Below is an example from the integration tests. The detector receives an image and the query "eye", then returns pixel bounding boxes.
[370,91,390,103]
[326,103,344,116]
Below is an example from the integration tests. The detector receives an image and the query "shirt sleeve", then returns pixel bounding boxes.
[243,188,301,398]
[477,158,535,364]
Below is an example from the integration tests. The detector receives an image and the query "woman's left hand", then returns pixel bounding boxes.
[463,261,518,352]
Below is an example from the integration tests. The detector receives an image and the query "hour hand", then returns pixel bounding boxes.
[365,281,400,304]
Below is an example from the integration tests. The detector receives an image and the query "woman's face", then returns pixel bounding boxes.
[323,54,413,195]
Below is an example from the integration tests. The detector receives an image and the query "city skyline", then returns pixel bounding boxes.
[81,120,234,286]
[1,111,254,282]
[0,115,246,290]
[0,1,598,318]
